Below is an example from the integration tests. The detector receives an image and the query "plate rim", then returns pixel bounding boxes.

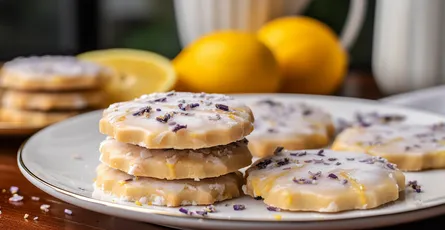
[17,94,445,225]
[379,85,445,104]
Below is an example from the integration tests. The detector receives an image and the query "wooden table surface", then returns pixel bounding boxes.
[1,70,445,230]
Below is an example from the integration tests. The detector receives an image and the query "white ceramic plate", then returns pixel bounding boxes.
[380,85,445,114]
[18,94,445,230]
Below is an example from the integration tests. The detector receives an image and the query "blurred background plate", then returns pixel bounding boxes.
[0,121,41,136]
[380,85,445,115]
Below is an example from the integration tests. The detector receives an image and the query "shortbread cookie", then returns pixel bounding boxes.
[94,163,244,207]
[332,123,445,171]
[0,56,105,91]
[0,107,78,126]
[99,138,252,180]
[246,99,334,157]
[100,92,254,149]
[336,112,406,134]
[246,149,405,212]
[1,89,105,111]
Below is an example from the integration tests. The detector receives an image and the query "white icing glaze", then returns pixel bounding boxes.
[337,123,445,155]
[336,112,406,133]
[247,99,332,139]
[3,56,103,77]
[102,92,253,142]
[319,202,339,212]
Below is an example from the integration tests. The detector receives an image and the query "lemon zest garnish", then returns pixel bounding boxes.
[274,214,282,220]
[166,163,176,178]
[340,171,367,205]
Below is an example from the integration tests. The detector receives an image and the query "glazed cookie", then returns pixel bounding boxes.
[246,99,334,157]
[332,123,445,171]
[245,149,405,212]
[94,163,244,207]
[0,56,105,91]
[99,137,252,180]
[0,107,78,126]
[100,92,254,149]
[1,89,105,111]
[336,112,406,134]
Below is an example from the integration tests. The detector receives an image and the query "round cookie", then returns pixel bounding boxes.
[245,149,405,212]
[0,56,106,91]
[100,92,254,149]
[332,123,445,171]
[336,112,406,134]
[99,137,252,180]
[0,107,78,126]
[94,163,244,207]
[246,99,334,157]
[1,89,105,111]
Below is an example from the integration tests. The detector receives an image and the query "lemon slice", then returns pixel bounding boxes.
[77,48,176,105]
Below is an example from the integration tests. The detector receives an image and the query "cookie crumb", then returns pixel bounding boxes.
[9,194,24,202]
[64,209,73,215]
[40,204,50,212]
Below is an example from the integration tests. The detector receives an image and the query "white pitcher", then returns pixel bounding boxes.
[174,0,367,50]
[373,0,445,94]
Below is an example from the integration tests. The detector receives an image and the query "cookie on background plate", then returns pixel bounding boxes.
[99,137,252,180]
[332,123,445,171]
[100,92,254,149]
[245,148,405,212]
[0,107,78,126]
[246,99,334,158]
[93,163,244,207]
[1,89,105,111]
[0,56,106,91]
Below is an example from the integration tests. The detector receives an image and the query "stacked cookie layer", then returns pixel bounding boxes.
[0,56,105,126]
[94,92,255,207]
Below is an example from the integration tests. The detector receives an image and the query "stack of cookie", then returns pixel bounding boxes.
[94,92,254,207]
[0,56,106,127]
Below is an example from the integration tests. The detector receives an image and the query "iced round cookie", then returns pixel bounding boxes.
[0,107,78,126]
[100,92,254,149]
[99,138,252,180]
[245,149,405,212]
[332,123,445,171]
[1,89,105,111]
[94,163,244,207]
[0,56,105,91]
[336,112,406,134]
[246,99,334,157]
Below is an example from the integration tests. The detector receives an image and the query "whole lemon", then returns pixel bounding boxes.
[173,31,281,93]
[258,16,347,94]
